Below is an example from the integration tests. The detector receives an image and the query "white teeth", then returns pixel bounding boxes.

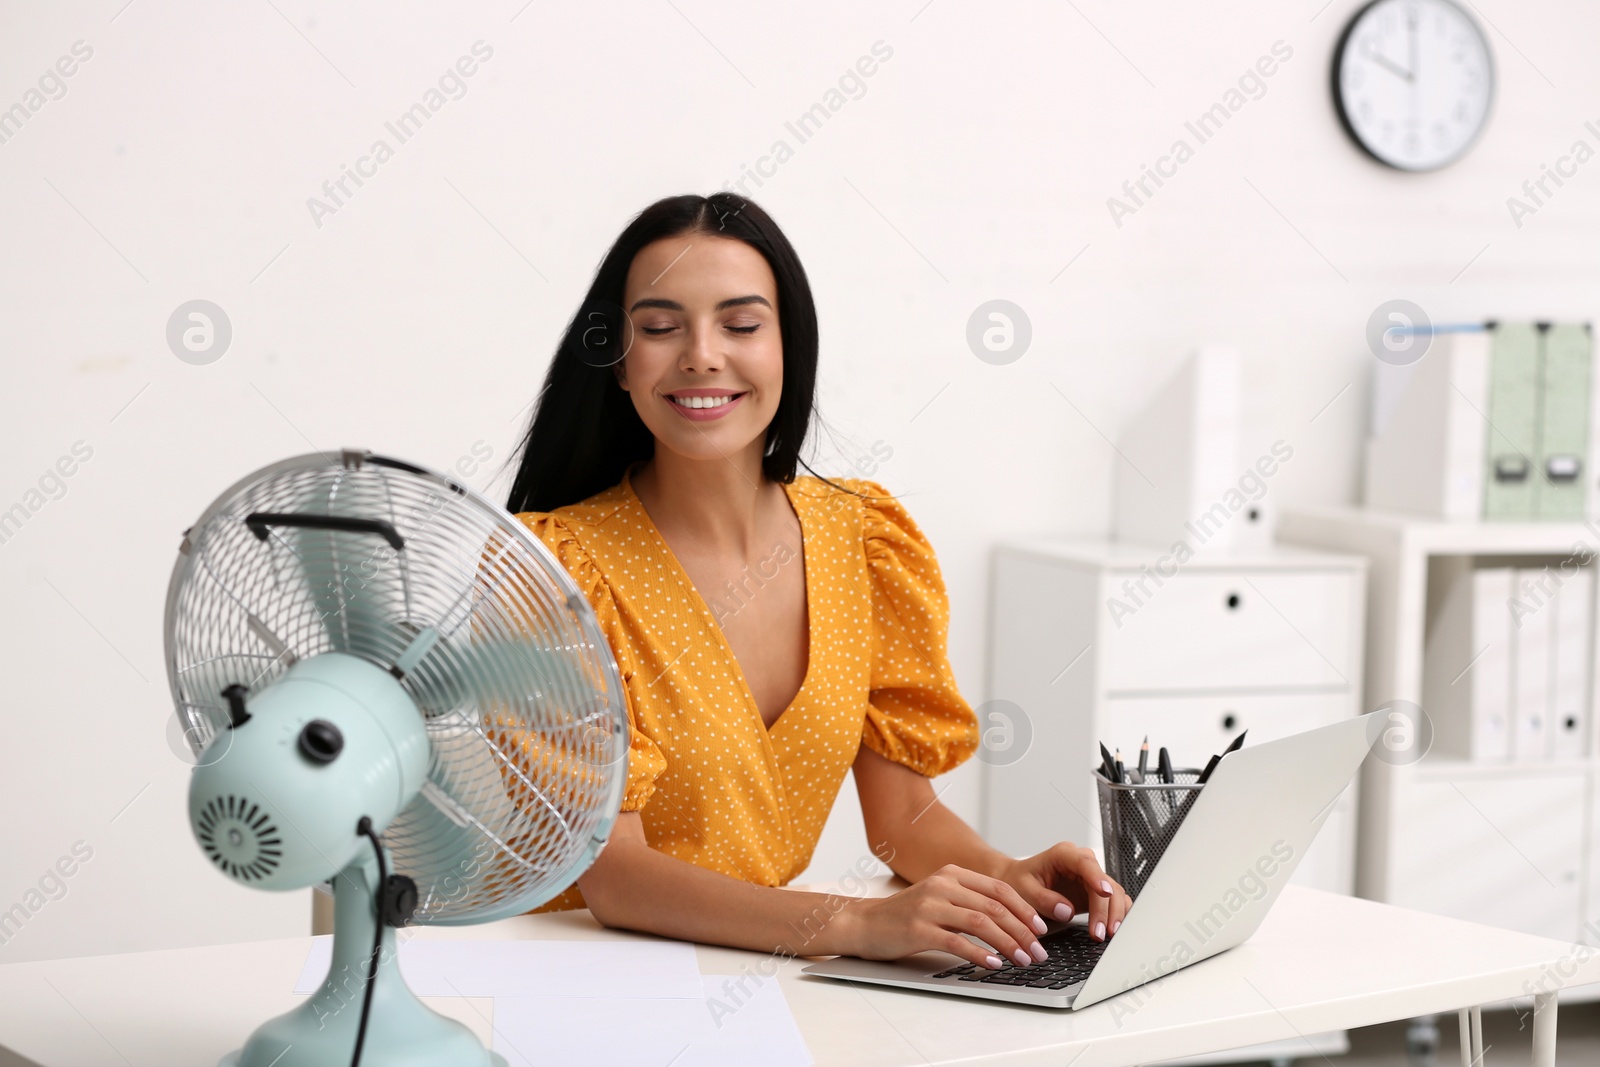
[672,393,738,409]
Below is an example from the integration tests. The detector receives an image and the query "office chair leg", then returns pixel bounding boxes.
[1406,1014,1440,1067]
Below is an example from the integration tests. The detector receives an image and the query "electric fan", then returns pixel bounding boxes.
[164,449,631,1067]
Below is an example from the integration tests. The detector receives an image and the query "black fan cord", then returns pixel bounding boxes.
[352,816,386,1067]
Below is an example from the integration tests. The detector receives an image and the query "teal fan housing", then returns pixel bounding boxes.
[164,449,631,1067]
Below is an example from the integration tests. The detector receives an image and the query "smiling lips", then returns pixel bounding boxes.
[666,389,747,421]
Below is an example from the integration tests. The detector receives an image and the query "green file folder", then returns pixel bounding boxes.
[1482,321,1541,520]
[1534,322,1593,520]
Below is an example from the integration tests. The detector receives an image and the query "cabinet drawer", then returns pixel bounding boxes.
[1102,691,1350,770]
[1394,770,1584,943]
[1102,570,1356,692]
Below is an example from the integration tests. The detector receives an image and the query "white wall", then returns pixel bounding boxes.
[1,0,1595,964]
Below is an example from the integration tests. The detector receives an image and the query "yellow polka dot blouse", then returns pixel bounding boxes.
[515,466,979,913]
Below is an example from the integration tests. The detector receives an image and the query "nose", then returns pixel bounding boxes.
[678,319,727,374]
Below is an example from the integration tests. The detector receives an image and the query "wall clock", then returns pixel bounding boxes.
[1332,0,1494,171]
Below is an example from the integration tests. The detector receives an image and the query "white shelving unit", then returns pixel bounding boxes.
[1278,506,1600,975]
[982,538,1369,1066]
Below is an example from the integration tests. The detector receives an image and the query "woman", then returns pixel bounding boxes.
[505,192,1130,972]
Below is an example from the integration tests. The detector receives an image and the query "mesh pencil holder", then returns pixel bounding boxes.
[1095,769,1204,899]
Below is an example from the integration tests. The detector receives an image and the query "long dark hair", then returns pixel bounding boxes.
[505,193,822,514]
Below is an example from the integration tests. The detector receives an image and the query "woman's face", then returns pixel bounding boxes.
[616,233,783,468]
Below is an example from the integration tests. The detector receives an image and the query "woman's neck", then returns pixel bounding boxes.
[631,442,779,557]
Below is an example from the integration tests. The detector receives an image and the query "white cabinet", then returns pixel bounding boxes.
[981,540,1368,1067]
[1103,571,1358,692]
[981,540,1368,897]
[1279,506,1600,978]
[1392,767,1585,943]
[1586,781,1600,948]
[1101,691,1349,753]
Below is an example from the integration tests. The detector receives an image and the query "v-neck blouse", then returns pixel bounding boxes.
[514,471,979,913]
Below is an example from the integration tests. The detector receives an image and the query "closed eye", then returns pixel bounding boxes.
[640,324,762,336]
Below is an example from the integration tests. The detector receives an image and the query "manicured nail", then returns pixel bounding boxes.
[1112,919,1121,934]
[1012,949,1031,966]
[1029,940,1048,962]
[1095,921,1106,939]
[1100,880,1112,894]
[1030,914,1048,935]
[985,954,1004,969]
[1054,902,1074,921]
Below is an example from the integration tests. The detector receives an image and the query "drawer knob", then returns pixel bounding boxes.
[1222,712,1238,731]
[1225,593,1241,610]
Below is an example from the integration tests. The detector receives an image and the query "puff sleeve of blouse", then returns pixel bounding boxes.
[518,511,668,812]
[854,481,980,778]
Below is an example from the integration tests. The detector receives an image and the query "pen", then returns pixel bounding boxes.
[1105,747,1136,869]
[1183,732,1242,820]
[1123,770,1160,868]
[1158,746,1174,814]
[1099,742,1117,782]
[1130,765,1161,842]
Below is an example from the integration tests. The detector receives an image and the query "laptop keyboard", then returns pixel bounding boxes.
[928,923,1108,989]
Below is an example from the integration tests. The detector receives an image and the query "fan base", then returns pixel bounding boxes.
[219,857,505,1066]
[219,1053,508,1067]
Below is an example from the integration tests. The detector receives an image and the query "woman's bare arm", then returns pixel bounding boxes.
[575,811,864,958]
[575,806,1054,969]
[850,744,1013,882]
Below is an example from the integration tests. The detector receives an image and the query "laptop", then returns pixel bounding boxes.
[801,711,1381,1009]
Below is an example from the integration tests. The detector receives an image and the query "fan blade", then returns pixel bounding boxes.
[256,473,413,662]
[401,628,607,723]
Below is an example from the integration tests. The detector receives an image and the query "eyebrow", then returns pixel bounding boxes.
[627,294,772,314]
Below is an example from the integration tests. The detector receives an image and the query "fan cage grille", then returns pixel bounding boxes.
[165,451,629,922]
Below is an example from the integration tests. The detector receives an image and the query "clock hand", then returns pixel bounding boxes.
[1370,51,1413,82]
[1407,8,1418,85]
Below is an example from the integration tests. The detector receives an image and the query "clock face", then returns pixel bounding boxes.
[1333,0,1494,171]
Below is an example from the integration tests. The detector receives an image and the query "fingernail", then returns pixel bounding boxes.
[1100,880,1112,894]
[985,954,1004,969]
[1013,949,1031,966]
[1095,921,1106,940]
[1029,940,1048,962]
[1054,902,1074,921]
[1030,914,1048,935]
[1112,919,1121,934]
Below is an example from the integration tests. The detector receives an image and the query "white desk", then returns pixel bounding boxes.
[1,879,1595,1067]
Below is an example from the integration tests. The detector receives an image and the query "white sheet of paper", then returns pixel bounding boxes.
[293,936,703,999]
[491,974,813,1067]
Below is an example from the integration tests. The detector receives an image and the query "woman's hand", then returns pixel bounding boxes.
[842,863,1054,970]
[998,843,1132,942]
